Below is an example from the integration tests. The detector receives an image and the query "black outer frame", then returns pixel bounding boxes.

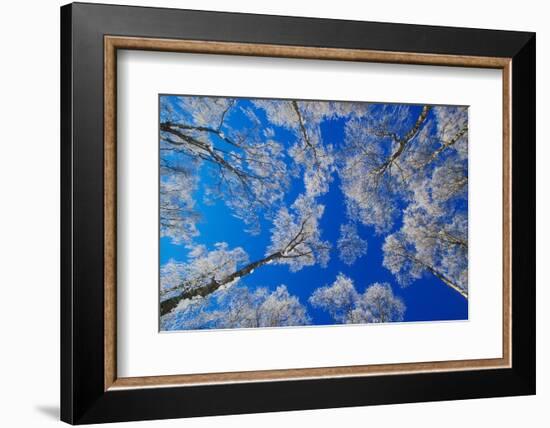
[60,2,535,424]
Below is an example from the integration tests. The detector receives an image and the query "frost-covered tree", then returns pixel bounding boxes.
[253,99,339,197]
[337,223,368,265]
[160,96,289,234]
[360,282,406,323]
[382,204,468,298]
[416,106,467,171]
[309,273,405,324]
[159,96,469,329]
[378,106,468,299]
[338,105,431,232]
[160,194,330,315]
[309,273,357,323]
[160,243,249,309]
[266,194,331,272]
[409,156,468,217]
[159,165,200,244]
[161,284,310,330]
[339,105,468,232]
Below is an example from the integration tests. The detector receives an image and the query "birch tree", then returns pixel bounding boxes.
[253,99,338,197]
[161,284,310,330]
[160,96,289,235]
[337,223,368,265]
[309,273,405,324]
[339,105,468,232]
[338,105,431,232]
[405,107,468,174]
[382,204,468,298]
[160,194,331,315]
[159,97,469,328]
[378,106,468,299]
[309,273,358,323]
[359,282,407,323]
[266,194,331,272]
[160,165,200,244]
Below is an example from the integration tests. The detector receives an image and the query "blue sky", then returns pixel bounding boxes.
[159,96,468,327]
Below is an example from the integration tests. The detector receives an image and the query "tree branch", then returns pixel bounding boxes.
[160,251,283,316]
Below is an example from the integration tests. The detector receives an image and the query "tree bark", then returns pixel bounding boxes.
[407,253,468,299]
[160,251,283,316]
[394,249,468,299]
[374,105,431,176]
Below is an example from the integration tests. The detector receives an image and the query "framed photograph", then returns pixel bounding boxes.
[61,2,535,424]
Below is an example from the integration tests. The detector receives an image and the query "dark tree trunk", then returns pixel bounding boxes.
[160,251,283,316]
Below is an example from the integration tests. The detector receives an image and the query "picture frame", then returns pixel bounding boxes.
[60,2,535,424]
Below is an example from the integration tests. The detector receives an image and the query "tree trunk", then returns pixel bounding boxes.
[412,255,468,299]
[398,250,468,299]
[160,251,283,316]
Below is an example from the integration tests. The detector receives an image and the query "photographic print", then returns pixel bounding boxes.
[159,95,468,331]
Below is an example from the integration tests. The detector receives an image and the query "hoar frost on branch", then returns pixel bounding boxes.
[339,105,468,233]
[161,285,310,330]
[337,223,368,265]
[159,97,470,328]
[382,203,468,298]
[159,166,201,244]
[338,105,431,233]
[160,194,331,316]
[160,97,289,235]
[266,194,331,272]
[160,242,248,301]
[309,273,405,324]
[253,99,338,197]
